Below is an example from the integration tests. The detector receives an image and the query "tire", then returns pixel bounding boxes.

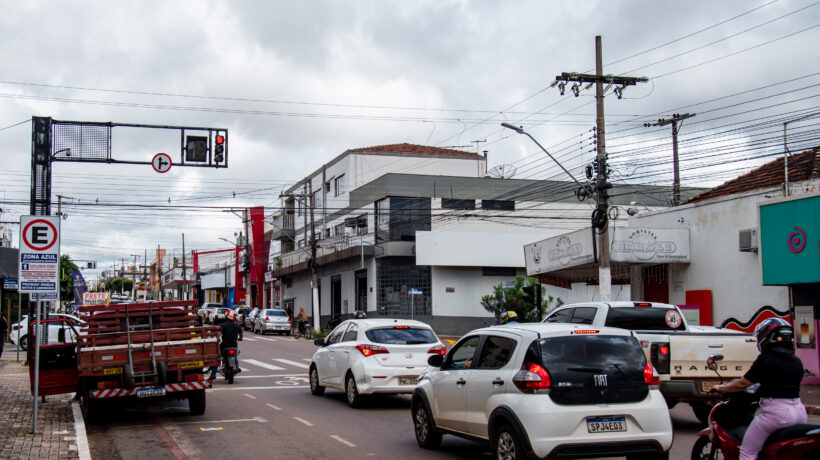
[156,362,167,386]
[19,335,29,351]
[691,402,713,426]
[691,435,718,460]
[345,373,362,408]
[494,424,526,460]
[412,400,442,449]
[188,389,206,415]
[309,365,325,396]
[123,365,135,390]
[80,390,100,424]
[628,452,670,460]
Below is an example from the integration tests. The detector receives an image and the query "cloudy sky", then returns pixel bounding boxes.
[1,0,818,276]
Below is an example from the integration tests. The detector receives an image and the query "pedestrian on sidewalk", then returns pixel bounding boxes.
[0,313,7,359]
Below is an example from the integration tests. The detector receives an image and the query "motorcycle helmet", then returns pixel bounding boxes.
[227,310,237,322]
[754,317,794,353]
[354,310,367,319]
[501,311,518,324]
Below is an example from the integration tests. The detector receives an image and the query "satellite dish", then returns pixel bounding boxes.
[487,164,517,179]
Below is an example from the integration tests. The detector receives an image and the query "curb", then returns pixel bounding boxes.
[70,402,92,460]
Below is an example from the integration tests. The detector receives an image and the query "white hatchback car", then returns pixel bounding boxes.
[411,323,673,460]
[309,318,445,408]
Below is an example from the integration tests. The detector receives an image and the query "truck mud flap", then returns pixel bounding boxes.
[91,380,211,399]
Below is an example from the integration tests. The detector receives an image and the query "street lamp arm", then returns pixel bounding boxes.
[500,123,596,196]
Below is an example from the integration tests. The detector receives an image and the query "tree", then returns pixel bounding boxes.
[60,255,82,301]
[104,277,133,294]
[480,275,563,323]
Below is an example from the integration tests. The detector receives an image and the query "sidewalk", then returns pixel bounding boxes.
[801,384,820,416]
[0,345,84,460]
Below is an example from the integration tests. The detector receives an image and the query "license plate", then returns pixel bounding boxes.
[136,387,166,398]
[179,360,204,369]
[701,380,720,392]
[399,376,418,385]
[587,417,626,433]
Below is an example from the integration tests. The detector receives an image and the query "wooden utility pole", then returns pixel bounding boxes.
[644,113,695,205]
[182,233,187,301]
[243,209,251,309]
[308,182,319,334]
[555,36,647,300]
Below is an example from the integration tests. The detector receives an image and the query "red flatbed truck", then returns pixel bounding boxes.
[29,300,220,421]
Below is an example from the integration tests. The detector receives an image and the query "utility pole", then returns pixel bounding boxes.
[182,233,187,301]
[555,36,647,301]
[120,258,126,297]
[308,182,319,334]
[644,113,695,205]
[157,244,163,301]
[143,249,148,300]
[130,254,139,300]
[243,209,251,309]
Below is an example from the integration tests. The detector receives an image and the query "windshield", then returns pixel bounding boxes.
[266,310,287,317]
[604,307,684,331]
[365,327,438,345]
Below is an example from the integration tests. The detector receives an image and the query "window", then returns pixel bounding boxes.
[442,198,475,210]
[482,267,516,277]
[569,307,597,325]
[476,335,516,369]
[334,223,345,237]
[377,258,431,317]
[605,307,685,331]
[546,308,571,323]
[325,326,345,345]
[325,228,331,238]
[482,200,515,211]
[334,174,346,196]
[446,336,480,370]
[325,181,331,193]
[297,199,304,216]
[342,323,358,342]
[298,239,305,248]
[313,189,323,209]
[365,327,437,344]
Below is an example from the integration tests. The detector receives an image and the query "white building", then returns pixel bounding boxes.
[270,143,686,334]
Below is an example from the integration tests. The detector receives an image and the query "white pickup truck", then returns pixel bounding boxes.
[543,301,758,424]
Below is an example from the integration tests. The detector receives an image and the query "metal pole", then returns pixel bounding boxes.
[594,35,612,302]
[15,292,21,362]
[32,299,41,433]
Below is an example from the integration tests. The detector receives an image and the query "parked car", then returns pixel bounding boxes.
[411,323,673,459]
[207,307,231,324]
[309,319,445,408]
[197,303,220,324]
[542,301,757,425]
[235,307,252,326]
[252,309,290,335]
[10,313,86,350]
[243,309,260,330]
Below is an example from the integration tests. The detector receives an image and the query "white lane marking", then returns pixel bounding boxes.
[243,338,258,342]
[244,359,285,371]
[302,359,312,362]
[273,358,310,369]
[266,403,281,411]
[243,393,257,400]
[330,435,356,447]
[230,373,305,379]
[132,416,268,427]
[208,386,309,391]
[293,417,313,426]
[256,337,278,342]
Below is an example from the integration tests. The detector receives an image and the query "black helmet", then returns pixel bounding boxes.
[354,310,367,319]
[754,317,794,353]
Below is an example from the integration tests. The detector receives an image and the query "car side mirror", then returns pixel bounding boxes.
[428,354,444,367]
[314,338,325,347]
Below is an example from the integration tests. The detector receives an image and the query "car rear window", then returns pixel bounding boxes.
[539,335,648,405]
[266,310,287,317]
[365,327,438,345]
[604,307,684,331]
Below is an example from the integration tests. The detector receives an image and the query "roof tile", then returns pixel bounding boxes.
[347,143,483,159]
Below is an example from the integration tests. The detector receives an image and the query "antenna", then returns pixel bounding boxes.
[487,164,517,179]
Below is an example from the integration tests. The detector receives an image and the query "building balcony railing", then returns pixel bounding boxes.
[271,233,375,277]
[271,212,295,241]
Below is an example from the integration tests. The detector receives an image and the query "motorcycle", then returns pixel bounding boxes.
[221,348,239,384]
[691,354,820,460]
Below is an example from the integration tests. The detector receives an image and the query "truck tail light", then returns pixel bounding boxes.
[97,380,118,390]
[427,345,446,355]
[356,344,389,357]
[513,362,551,393]
[650,342,670,374]
[644,362,660,389]
[184,373,203,382]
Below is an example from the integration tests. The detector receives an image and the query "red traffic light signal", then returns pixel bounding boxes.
[214,132,226,163]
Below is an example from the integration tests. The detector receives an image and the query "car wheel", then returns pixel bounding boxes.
[495,424,525,460]
[691,402,712,426]
[309,365,325,396]
[412,400,442,449]
[19,335,29,351]
[345,373,362,408]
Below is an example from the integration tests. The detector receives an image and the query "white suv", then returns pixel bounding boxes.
[411,323,672,460]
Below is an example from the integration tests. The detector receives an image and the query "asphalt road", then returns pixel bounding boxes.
[83,331,796,460]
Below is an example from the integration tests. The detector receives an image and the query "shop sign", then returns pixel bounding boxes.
[760,194,820,285]
[610,228,690,263]
[525,227,595,276]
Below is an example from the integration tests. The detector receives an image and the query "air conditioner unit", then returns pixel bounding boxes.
[739,228,758,252]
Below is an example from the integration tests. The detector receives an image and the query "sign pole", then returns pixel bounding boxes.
[15,292,21,362]
[32,299,41,433]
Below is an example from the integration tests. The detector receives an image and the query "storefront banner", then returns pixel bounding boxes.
[524,227,595,276]
[795,305,816,349]
[201,272,227,290]
[760,194,820,285]
[610,228,690,263]
[82,292,109,306]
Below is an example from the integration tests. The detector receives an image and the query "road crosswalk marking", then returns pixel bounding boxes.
[244,359,285,371]
[272,358,309,369]
[255,337,278,342]
[330,435,356,447]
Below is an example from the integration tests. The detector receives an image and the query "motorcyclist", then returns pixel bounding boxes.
[209,311,243,380]
[353,310,367,319]
[709,318,806,460]
[500,311,519,325]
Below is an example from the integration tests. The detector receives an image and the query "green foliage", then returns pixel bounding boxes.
[480,275,563,323]
[104,277,133,294]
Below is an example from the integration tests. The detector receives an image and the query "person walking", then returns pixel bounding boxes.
[0,313,8,359]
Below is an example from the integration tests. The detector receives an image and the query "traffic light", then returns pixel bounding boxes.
[185,136,208,162]
[214,132,225,163]
[522,285,536,306]
[241,252,250,272]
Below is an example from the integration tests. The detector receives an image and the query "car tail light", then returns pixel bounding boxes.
[12,324,20,331]
[226,349,237,356]
[634,302,652,307]
[356,344,389,357]
[644,362,660,389]
[650,342,670,374]
[571,329,599,334]
[287,317,291,322]
[513,362,551,393]
[394,326,409,329]
[265,317,270,322]
[427,345,446,355]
